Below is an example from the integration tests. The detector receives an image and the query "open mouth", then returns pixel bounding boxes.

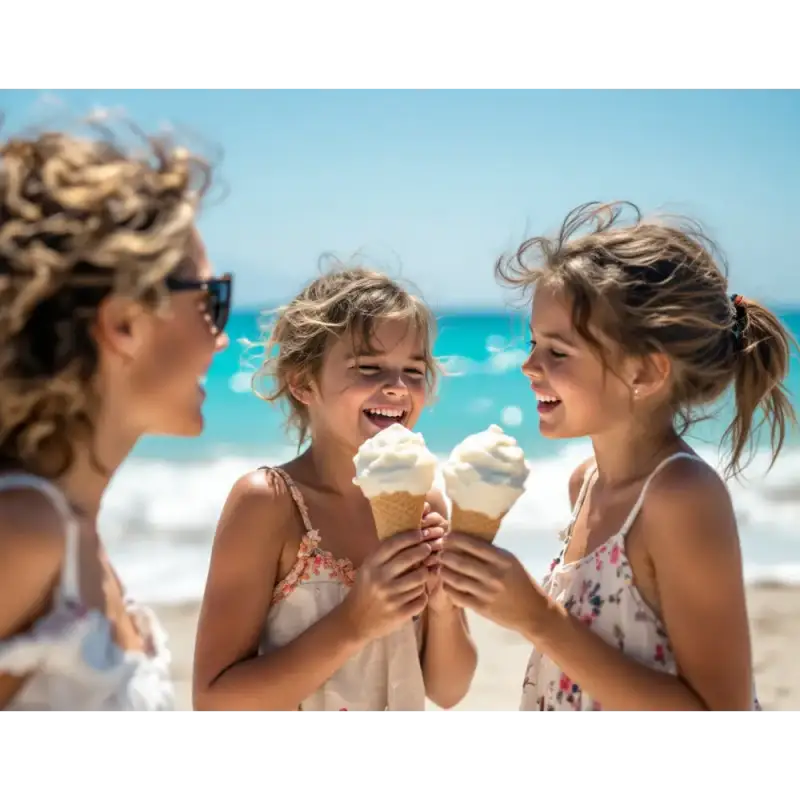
[363,407,408,428]
[535,391,562,414]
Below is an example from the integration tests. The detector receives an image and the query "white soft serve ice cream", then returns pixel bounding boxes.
[353,423,437,498]
[442,424,530,519]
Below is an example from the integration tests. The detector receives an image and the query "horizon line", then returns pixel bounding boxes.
[231,299,800,315]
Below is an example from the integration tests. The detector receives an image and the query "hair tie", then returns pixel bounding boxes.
[729,293,746,348]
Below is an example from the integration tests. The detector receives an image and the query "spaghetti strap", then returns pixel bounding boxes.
[0,473,82,602]
[262,466,315,533]
[572,465,597,520]
[561,464,597,545]
[618,452,703,538]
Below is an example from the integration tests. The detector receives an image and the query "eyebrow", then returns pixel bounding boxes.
[344,347,427,361]
[531,329,577,348]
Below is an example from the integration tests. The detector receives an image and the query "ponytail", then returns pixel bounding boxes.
[724,296,797,476]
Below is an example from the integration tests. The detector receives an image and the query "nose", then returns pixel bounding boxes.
[522,350,542,379]
[382,372,409,397]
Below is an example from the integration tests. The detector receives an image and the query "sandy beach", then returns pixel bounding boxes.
[158,583,800,711]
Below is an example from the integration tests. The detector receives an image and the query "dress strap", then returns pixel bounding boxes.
[0,473,82,602]
[262,467,315,533]
[618,452,704,538]
[561,464,597,545]
[571,464,597,521]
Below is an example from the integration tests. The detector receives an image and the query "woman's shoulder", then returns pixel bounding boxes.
[0,483,68,642]
[0,477,69,569]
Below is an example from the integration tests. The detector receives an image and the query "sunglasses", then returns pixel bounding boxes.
[165,272,233,334]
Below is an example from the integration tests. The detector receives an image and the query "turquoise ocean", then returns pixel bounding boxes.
[100,307,800,605]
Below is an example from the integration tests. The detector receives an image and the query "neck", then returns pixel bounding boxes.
[56,408,140,519]
[590,416,681,487]
[301,431,363,497]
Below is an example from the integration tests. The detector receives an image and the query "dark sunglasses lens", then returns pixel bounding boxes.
[209,280,231,332]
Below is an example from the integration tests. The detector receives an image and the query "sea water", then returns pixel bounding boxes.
[100,307,800,605]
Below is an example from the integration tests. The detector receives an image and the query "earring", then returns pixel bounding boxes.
[633,387,640,400]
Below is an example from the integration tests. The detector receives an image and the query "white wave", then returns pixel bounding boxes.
[99,441,800,605]
[438,347,529,378]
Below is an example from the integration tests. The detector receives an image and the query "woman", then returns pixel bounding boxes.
[0,121,231,710]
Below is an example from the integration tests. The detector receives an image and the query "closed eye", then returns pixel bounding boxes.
[354,363,426,379]
[529,338,567,359]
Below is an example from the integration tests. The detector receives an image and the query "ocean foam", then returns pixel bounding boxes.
[99,442,800,605]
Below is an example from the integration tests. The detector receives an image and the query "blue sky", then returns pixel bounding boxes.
[1,90,799,309]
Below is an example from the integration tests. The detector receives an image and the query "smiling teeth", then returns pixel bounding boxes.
[366,408,404,418]
[535,393,559,403]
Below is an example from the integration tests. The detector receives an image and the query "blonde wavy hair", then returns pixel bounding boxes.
[0,118,212,478]
[251,266,439,446]
[496,201,797,476]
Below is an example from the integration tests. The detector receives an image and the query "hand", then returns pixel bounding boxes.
[440,533,547,635]
[341,529,435,642]
[420,503,453,613]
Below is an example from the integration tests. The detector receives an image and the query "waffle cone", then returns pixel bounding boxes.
[369,492,427,541]
[450,503,504,542]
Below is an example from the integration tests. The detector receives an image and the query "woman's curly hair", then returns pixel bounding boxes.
[0,117,212,478]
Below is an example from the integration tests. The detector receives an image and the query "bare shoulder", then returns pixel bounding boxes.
[639,456,738,559]
[635,456,751,710]
[215,467,297,545]
[203,466,299,590]
[0,489,67,639]
[425,485,449,521]
[194,466,299,696]
[568,458,595,507]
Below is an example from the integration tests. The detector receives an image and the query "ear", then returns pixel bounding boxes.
[630,352,671,401]
[93,295,149,361]
[287,369,315,406]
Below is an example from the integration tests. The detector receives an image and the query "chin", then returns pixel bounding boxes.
[155,413,205,438]
[538,419,572,440]
[538,425,562,440]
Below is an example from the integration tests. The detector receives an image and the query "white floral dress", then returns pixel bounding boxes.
[259,468,426,711]
[520,453,760,711]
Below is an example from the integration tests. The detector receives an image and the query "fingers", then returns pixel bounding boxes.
[422,510,447,530]
[446,532,509,566]
[441,548,502,586]
[372,529,427,565]
[393,582,428,606]
[386,564,430,595]
[372,523,445,565]
[381,542,436,579]
[426,535,444,553]
[441,585,483,612]
[423,524,446,542]
[440,566,497,604]
[398,590,428,619]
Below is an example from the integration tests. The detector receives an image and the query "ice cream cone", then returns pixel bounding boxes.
[450,503,504,542]
[442,424,530,540]
[369,491,427,541]
[353,423,437,540]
